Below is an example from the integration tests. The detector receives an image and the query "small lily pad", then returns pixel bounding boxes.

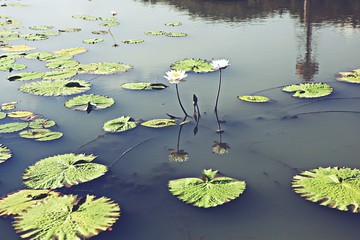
[103,116,138,133]
[35,131,63,141]
[141,118,176,128]
[24,51,53,60]
[21,33,49,41]
[29,118,56,128]
[282,83,333,98]
[337,70,360,84]
[0,112,6,119]
[0,144,11,163]
[59,28,81,33]
[53,47,87,56]
[19,129,62,141]
[121,82,168,90]
[0,122,28,133]
[72,15,100,21]
[92,30,108,35]
[1,44,35,51]
[42,69,78,80]
[168,169,246,208]
[170,58,214,73]
[65,94,115,111]
[45,60,79,69]
[29,25,54,31]
[0,63,26,71]
[7,71,44,81]
[83,38,104,44]
[165,22,182,26]
[122,39,144,44]
[165,32,187,37]
[7,111,33,118]
[144,31,165,36]
[81,62,133,75]
[237,95,270,103]
[100,21,120,27]
[1,101,17,110]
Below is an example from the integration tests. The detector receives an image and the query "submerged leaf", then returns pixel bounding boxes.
[0,144,11,163]
[121,82,168,90]
[22,153,107,189]
[237,95,270,103]
[282,83,333,98]
[292,167,360,212]
[0,122,28,133]
[103,116,138,133]
[170,58,214,73]
[13,194,120,240]
[141,118,176,128]
[65,94,115,111]
[168,169,246,208]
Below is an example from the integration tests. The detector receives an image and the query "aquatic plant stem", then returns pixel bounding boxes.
[108,27,118,47]
[175,84,190,117]
[74,133,108,153]
[214,69,222,113]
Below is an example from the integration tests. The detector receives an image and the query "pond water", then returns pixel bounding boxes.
[0,0,360,239]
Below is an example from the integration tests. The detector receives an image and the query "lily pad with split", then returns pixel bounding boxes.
[65,94,115,112]
[103,116,138,133]
[22,153,107,189]
[42,69,78,80]
[19,79,91,96]
[13,194,120,240]
[168,169,246,208]
[170,58,214,73]
[121,82,168,90]
[122,39,144,44]
[1,44,35,52]
[29,118,56,128]
[292,167,360,212]
[7,111,33,118]
[141,118,176,128]
[0,189,60,216]
[83,38,104,44]
[19,129,63,141]
[282,83,333,98]
[165,32,187,37]
[0,144,11,163]
[0,122,28,133]
[7,71,44,81]
[237,95,270,103]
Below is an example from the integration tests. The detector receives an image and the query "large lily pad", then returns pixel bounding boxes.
[42,69,78,80]
[170,58,214,73]
[0,122,28,133]
[79,62,133,75]
[337,70,360,84]
[0,144,11,163]
[22,153,107,189]
[45,60,79,69]
[65,94,115,111]
[168,169,246,208]
[7,111,33,118]
[121,82,168,90]
[141,118,176,128]
[19,79,91,96]
[1,44,35,51]
[282,83,333,98]
[29,118,55,128]
[103,116,138,133]
[7,71,44,81]
[13,194,120,240]
[0,189,60,216]
[237,95,270,103]
[53,47,87,56]
[292,167,360,212]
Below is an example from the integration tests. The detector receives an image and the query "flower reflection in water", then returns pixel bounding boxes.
[212,141,231,155]
[168,149,189,162]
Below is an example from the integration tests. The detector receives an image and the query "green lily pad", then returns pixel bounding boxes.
[165,32,187,37]
[103,116,138,133]
[0,189,60,216]
[100,21,120,27]
[19,129,62,141]
[59,28,81,33]
[7,111,33,118]
[144,31,165,36]
[0,63,26,71]
[72,15,100,21]
[83,38,104,44]
[141,118,176,128]
[165,22,182,26]
[0,122,28,133]
[337,70,360,84]
[0,57,15,66]
[19,79,91,96]
[22,153,107,189]
[122,39,144,44]
[7,71,44,81]
[0,144,11,163]
[65,94,115,112]
[292,167,360,212]
[1,101,17,110]
[237,95,270,103]
[42,69,78,80]
[168,169,246,208]
[0,112,6,119]
[53,47,87,56]
[21,33,49,41]
[39,31,61,37]
[29,118,56,128]
[24,51,53,60]
[282,83,333,98]
[41,54,73,63]
[29,25,54,31]
[92,30,108,35]
[170,58,214,73]
[80,62,133,75]
[1,44,35,52]
[35,131,63,141]
[45,60,79,69]
[121,82,168,90]
[0,52,26,59]
[13,194,120,240]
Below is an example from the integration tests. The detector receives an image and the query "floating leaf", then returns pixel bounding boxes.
[81,62,133,75]
[0,112,6,119]
[170,58,214,73]
[59,28,81,33]
[0,144,11,163]
[282,83,333,98]
[165,32,187,37]
[42,54,73,63]
[0,122,28,133]
[42,69,78,80]
[1,101,17,110]
[19,129,61,141]
[165,22,182,26]
[1,44,35,51]
[237,95,270,103]
[19,79,91,96]
[83,38,104,44]
[35,131,63,141]
[100,21,120,27]
[72,15,100,21]
[40,31,61,37]
[337,70,360,84]
[7,71,44,81]
[13,194,120,240]
[21,33,49,41]
[0,189,60,216]
[0,52,26,59]
[121,82,168,90]
[168,169,246,208]
[22,153,107,189]
[24,51,53,60]
[92,30,108,35]
[122,39,144,44]
[7,111,33,118]
[53,47,87,56]
[0,63,26,71]
[65,94,115,111]
[103,116,138,133]
[141,118,176,128]
[29,25,54,31]
[45,60,79,69]
[292,167,360,212]
[144,31,165,36]
[29,118,56,128]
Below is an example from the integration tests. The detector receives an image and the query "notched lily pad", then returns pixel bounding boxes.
[282,83,333,98]
[65,94,115,112]
[0,122,28,133]
[168,169,246,208]
[292,167,360,212]
[170,58,214,73]
[122,39,144,44]
[0,144,11,163]
[121,82,168,90]
[237,95,270,103]
[103,116,138,133]
[141,118,176,128]
[83,38,104,44]
[22,153,108,189]
[29,118,56,128]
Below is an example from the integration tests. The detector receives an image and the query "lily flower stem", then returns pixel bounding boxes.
[176,84,190,117]
[108,27,118,47]
[214,69,222,112]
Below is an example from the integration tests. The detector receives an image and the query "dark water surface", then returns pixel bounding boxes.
[0,0,359,239]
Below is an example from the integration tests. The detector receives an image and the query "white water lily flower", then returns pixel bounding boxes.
[211,59,230,70]
[111,11,117,16]
[164,70,188,84]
